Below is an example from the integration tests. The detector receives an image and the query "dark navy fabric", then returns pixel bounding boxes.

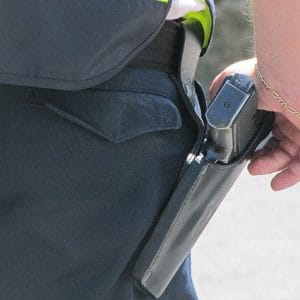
[0,0,171,90]
[0,0,215,91]
[0,66,202,299]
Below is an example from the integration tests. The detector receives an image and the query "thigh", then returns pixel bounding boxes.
[0,67,199,300]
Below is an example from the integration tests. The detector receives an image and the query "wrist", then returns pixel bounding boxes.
[254,58,300,126]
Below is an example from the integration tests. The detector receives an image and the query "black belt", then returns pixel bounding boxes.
[128,21,183,74]
[128,19,205,87]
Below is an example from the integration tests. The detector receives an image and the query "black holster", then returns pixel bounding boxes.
[132,21,274,299]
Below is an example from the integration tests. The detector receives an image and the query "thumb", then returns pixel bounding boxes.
[209,72,228,99]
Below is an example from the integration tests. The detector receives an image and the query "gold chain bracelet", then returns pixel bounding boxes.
[255,64,300,119]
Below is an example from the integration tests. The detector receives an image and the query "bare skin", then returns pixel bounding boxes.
[210,1,300,191]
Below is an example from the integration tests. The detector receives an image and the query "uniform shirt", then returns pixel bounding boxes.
[167,0,207,20]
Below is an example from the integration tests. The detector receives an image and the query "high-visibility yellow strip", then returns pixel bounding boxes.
[156,0,212,49]
[183,2,212,48]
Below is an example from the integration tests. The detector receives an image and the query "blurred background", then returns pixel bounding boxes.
[192,1,300,300]
[197,0,253,88]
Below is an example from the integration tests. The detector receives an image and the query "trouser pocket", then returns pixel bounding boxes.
[37,87,182,143]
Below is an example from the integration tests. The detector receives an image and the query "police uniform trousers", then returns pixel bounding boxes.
[0,25,202,300]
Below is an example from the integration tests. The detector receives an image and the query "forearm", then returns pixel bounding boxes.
[253,0,300,119]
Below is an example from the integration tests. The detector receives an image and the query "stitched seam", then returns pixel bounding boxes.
[43,102,114,140]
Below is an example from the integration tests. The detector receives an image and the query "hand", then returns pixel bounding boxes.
[248,115,300,191]
[209,58,300,191]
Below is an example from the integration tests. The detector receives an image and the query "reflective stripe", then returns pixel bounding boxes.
[183,2,213,48]
[166,0,206,20]
[158,0,213,51]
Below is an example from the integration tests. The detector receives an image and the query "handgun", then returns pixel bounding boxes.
[204,73,266,163]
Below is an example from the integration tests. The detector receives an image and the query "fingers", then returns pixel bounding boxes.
[273,126,299,157]
[209,72,226,99]
[249,136,280,161]
[248,141,293,175]
[209,58,257,99]
[248,130,300,190]
[273,120,300,193]
[248,127,299,175]
[271,158,300,191]
[249,152,300,191]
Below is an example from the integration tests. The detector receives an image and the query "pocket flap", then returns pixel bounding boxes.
[39,89,182,143]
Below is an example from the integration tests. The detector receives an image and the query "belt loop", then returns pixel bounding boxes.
[178,20,203,104]
[177,20,205,124]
